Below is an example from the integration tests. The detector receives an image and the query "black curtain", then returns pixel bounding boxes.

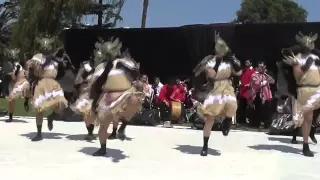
[64,22,320,84]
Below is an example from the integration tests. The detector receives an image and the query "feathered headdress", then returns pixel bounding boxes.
[3,47,20,60]
[101,37,122,59]
[214,31,230,56]
[295,32,318,50]
[93,37,105,66]
[35,33,56,51]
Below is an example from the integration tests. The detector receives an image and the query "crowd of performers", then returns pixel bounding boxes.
[2,30,320,157]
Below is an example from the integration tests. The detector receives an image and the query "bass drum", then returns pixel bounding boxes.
[171,101,182,122]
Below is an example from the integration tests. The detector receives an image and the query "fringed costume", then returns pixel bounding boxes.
[281,32,320,157]
[4,48,30,122]
[25,34,68,141]
[90,38,144,156]
[193,32,242,156]
[70,38,106,141]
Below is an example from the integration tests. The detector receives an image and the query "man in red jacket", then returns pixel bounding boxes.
[157,77,186,124]
[238,59,255,124]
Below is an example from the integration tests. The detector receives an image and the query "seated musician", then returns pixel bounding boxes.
[156,77,186,125]
[141,74,153,108]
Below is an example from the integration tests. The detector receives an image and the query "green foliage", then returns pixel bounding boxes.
[0,1,19,53]
[11,0,93,59]
[11,0,125,59]
[236,0,308,23]
[81,0,125,28]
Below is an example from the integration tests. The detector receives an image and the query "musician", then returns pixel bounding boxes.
[141,74,153,108]
[248,62,274,128]
[157,77,186,125]
[281,32,320,157]
[153,77,163,99]
[238,59,254,124]
[193,32,241,156]
[24,34,69,141]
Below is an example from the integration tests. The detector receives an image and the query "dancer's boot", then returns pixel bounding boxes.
[221,117,232,136]
[309,127,317,144]
[85,124,96,141]
[291,128,299,144]
[92,143,107,156]
[303,143,314,157]
[117,121,128,140]
[108,128,117,140]
[5,113,13,123]
[200,136,209,156]
[47,113,54,131]
[32,125,43,141]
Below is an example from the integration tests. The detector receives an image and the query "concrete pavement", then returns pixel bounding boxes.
[0,117,319,180]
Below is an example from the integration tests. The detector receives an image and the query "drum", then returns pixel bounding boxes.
[171,101,182,121]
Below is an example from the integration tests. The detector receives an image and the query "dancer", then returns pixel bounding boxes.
[25,34,68,141]
[291,107,319,144]
[71,38,106,141]
[90,38,144,156]
[193,32,242,156]
[282,32,320,157]
[4,48,30,122]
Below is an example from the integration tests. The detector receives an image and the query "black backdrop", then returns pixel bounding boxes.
[64,22,320,83]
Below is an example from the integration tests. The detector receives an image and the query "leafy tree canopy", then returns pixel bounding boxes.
[11,0,94,58]
[236,0,308,23]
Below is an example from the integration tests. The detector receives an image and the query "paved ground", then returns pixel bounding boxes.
[0,116,320,180]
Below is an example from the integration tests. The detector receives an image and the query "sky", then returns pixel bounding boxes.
[2,0,319,28]
[113,0,320,28]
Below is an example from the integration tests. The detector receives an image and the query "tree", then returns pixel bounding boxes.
[235,0,308,23]
[82,0,125,28]
[11,0,96,58]
[141,0,149,28]
[0,1,19,50]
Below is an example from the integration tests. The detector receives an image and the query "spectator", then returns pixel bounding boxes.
[248,61,275,128]
[238,59,255,124]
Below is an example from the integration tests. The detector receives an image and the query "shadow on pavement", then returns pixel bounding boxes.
[173,144,221,156]
[248,144,314,155]
[78,147,129,163]
[20,132,67,140]
[65,134,96,142]
[0,119,28,123]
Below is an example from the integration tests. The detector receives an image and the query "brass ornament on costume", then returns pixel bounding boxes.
[295,32,318,50]
[193,55,214,77]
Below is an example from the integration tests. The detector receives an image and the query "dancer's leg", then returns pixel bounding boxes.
[118,95,141,140]
[32,113,44,141]
[108,119,119,140]
[302,111,314,157]
[201,115,215,156]
[92,116,112,156]
[6,99,15,123]
[291,128,299,144]
[84,117,96,141]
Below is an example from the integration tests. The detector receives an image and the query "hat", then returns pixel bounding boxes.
[295,32,318,50]
[214,31,230,56]
[35,33,56,52]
